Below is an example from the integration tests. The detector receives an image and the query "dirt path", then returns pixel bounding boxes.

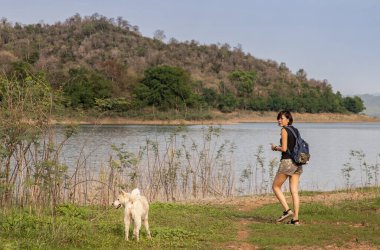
[188,190,379,210]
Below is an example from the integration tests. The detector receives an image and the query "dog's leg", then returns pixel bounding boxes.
[133,214,142,242]
[124,216,130,241]
[143,217,152,240]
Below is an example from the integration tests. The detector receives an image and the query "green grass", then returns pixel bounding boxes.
[1,188,380,249]
[245,194,380,248]
[0,202,236,249]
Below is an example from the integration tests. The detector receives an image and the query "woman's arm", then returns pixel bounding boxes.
[273,128,288,152]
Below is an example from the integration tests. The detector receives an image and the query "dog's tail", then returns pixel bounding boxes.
[130,188,141,201]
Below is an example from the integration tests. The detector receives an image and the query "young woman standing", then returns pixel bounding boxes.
[271,110,303,225]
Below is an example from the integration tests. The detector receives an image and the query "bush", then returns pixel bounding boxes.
[63,68,112,108]
[134,65,194,110]
[343,96,365,113]
[218,92,237,113]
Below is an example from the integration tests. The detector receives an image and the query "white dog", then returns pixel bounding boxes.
[112,188,151,241]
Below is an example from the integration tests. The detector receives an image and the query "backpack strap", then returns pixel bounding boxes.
[284,126,298,156]
[285,126,299,139]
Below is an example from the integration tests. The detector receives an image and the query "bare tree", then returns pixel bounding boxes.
[153,29,166,42]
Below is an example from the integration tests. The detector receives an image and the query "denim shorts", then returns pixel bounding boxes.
[277,159,303,176]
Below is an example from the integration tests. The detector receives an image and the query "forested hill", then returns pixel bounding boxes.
[0,14,365,115]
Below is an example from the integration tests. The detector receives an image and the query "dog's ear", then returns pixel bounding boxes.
[121,189,128,195]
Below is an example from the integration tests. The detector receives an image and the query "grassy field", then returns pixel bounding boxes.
[1,187,379,249]
[245,196,380,248]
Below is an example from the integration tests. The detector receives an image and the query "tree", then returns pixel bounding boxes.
[0,71,57,205]
[153,29,166,42]
[201,87,218,108]
[343,96,365,113]
[63,67,112,108]
[228,70,256,109]
[248,97,268,111]
[134,65,194,110]
[218,91,237,113]
[296,69,307,82]
[229,70,256,97]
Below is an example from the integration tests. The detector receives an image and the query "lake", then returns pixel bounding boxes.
[57,122,380,193]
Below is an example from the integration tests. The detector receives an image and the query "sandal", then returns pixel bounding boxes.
[276,209,294,222]
[287,219,300,225]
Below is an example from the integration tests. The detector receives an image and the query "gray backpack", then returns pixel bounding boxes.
[286,126,310,165]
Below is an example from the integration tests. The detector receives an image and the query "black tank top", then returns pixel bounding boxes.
[280,126,296,160]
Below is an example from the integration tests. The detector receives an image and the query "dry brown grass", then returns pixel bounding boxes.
[52,111,380,125]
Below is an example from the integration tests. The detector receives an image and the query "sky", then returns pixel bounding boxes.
[1,0,379,95]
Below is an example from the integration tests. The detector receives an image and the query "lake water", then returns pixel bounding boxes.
[57,123,380,192]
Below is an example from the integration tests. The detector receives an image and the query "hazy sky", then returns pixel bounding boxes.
[1,0,379,95]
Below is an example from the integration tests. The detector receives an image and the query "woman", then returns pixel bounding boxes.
[271,110,302,225]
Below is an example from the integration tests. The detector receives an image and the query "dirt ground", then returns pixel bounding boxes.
[183,190,378,210]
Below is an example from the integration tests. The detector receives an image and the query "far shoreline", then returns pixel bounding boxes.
[52,111,380,125]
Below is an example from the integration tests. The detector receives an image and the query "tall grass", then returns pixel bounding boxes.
[341,150,380,190]
[238,145,278,195]
[99,125,237,202]
[1,120,239,210]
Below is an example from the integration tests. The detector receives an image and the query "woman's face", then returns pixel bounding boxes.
[277,115,289,127]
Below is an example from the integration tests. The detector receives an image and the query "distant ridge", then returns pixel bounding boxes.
[359,94,380,117]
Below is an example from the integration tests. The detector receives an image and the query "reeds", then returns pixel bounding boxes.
[238,145,279,195]
[106,125,236,201]
[341,150,380,190]
[1,120,238,210]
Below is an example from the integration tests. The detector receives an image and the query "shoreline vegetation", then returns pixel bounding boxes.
[52,111,380,125]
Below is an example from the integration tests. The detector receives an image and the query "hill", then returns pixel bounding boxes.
[359,94,380,117]
[0,14,365,116]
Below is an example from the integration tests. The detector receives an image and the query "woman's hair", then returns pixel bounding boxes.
[277,110,293,125]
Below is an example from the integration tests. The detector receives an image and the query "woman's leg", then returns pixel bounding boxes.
[289,173,300,220]
[272,173,289,211]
